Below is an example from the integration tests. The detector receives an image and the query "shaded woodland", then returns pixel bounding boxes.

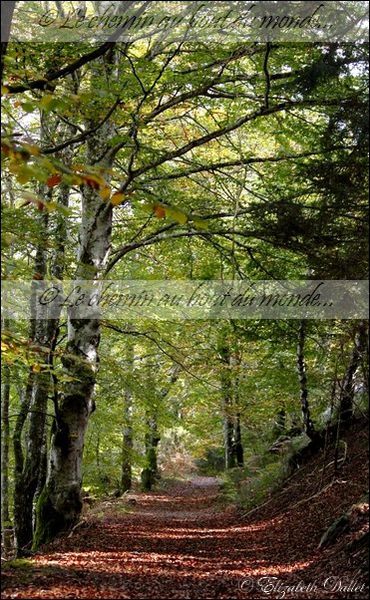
[1,2,369,598]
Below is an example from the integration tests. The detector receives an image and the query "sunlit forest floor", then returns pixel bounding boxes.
[2,422,368,600]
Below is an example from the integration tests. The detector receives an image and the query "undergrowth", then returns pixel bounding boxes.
[221,434,311,511]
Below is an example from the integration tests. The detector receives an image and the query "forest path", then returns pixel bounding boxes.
[2,476,295,599]
[2,459,369,600]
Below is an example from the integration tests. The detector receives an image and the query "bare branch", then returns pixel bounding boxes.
[141,147,353,182]
[5,1,149,94]
[117,97,358,190]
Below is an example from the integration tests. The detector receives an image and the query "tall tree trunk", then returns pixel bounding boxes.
[340,320,368,429]
[33,426,48,529]
[223,417,235,469]
[121,340,134,493]
[297,320,315,439]
[34,192,113,547]
[141,414,160,492]
[218,340,236,470]
[140,363,179,491]
[14,245,63,554]
[233,413,244,467]
[34,51,116,547]
[13,206,51,556]
[13,106,72,554]
[1,360,12,554]
[13,374,34,555]
[121,408,133,493]
[231,352,244,467]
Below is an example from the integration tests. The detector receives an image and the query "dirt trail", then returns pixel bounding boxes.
[2,456,368,600]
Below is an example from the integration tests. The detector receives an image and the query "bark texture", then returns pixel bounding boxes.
[13,206,51,556]
[14,108,72,554]
[34,51,116,547]
[1,361,12,553]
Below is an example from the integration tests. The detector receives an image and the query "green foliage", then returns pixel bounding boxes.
[222,452,286,511]
[195,446,225,476]
[1,22,368,546]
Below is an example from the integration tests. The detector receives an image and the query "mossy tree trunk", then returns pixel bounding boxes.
[1,359,12,554]
[13,114,71,555]
[33,425,48,529]
[34,202,113,547]
[13,374,34,554]
[13,204,51,556]
[34,51,116,548]
[14,368,50,555]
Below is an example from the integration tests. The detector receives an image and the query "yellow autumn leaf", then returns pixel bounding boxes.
[71,175,84,186]
[165,206,188,225]
[39,157,55,170]
[22,143,40,156]
[8,160,19,175]
[111,192,125,206]
[44,202,58,212]
[192,218,209,231]
[16,164,35,184]
[39,94,54,109]
[99,185,111,201]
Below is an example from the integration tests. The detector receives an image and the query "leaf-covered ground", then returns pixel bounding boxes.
[2,424,368,599]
